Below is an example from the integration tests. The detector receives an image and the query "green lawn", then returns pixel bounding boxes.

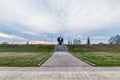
[68,44,120,66]
[0,44,54,67]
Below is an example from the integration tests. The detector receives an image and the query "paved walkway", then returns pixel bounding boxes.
[0,67,120,80]
[41,52,91,67]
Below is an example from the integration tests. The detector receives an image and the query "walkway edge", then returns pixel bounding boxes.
[69,52,95,66]
[37,52,54,67]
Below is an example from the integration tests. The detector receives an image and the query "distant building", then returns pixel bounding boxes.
[68,40,71,45]
[26,41,29,45]
[109,35,120,44]
[2,42,8,44]
[98,42,105,45]
[73,39,81,44]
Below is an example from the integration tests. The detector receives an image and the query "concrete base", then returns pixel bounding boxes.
[55,45,68,52]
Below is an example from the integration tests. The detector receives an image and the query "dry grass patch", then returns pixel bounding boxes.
[0,52,52,67]
[0,53,34,57]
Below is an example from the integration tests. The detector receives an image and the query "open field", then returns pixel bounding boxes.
[0,44,54,52]
[68,44,120,66]
[0,44,54,67]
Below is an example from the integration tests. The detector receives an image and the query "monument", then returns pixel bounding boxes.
[57,36,63,45]
[55,36,68,51]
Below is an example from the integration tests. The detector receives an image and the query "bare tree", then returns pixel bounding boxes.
[87,37,90,45]
[109,35,120,45]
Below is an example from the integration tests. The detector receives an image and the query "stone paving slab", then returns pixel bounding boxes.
[0,70,120,80]
[0,67,120,71]
[41,52,91,67]
[0,67,120,80]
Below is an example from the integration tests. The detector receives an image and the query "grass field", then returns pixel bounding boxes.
[68,44,120,66]
[1,44,120,66]
[0,44,54,67]
[0,44,54,52]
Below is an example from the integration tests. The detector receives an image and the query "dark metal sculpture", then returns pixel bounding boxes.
[57,36,63,45]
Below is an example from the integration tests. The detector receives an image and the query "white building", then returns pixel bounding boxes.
[73,39,81,44]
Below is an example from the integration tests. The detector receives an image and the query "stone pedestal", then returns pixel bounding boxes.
[55,45,68,52]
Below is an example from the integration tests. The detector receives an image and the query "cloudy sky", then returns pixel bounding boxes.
[0,0,120,44]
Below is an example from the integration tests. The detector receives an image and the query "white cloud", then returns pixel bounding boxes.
[30,40,55,44]
[0,0,120,41]
[0,32,25,40]
[22,31,37,36]
[0,0,58,33]
[65,0,120,34]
